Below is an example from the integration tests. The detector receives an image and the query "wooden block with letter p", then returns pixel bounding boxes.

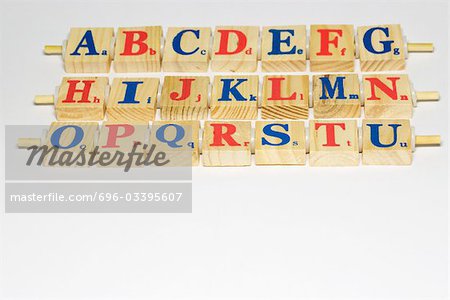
[202,121,251,166]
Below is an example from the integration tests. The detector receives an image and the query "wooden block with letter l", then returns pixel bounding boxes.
[309,119,359,166]
[162,27,211,72]
[255,121,306,165]
[261,75,309,119]
[113,26,162,72]
[261,25,307,72]
[202,121,251,166]
[211,26,259,72]
[312,73,361,118]
[210,75,258,119]
[107,77,159,122]
[160,76,209,120]
[309,25,355,72]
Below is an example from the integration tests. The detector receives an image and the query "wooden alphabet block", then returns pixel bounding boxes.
[202,121,251,166]
[107,78,159,122]
[362,119,412,165]
[357,24,406,71]
[211,26,259,72]
[261,25,307,72]
[210,75,258,119]
[312,73,361,118]
[362,74,413,118]
[113,26,162,72]
[160,76,209,120]
[309,119,359,166]
[261,75,309,119]
[255,121,306,165]
[56,77,108,120]
[309,25,355,72]
[64,27,114,73]
[162,27,211,72]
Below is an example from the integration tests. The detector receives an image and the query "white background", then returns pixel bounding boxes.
[0,0,448,299]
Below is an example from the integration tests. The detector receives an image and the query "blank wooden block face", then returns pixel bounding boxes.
[162,27,211,72]
[362,119,412,165]
[160,76,209,120]
[202,121,251,166]
[357,24,406,71]
[56,77,108,121]
[309,25,355,72]
[113,26,162,72]
[210,75,258,119]
[261,75,309,119]
[362,74,413,118]
[309,119,359,166]
[312,73,361,118]
[64,27,114,73]
[211,26,259,72]
[261,25,307,72]
[255,121,306,165]
[107,78,159,122]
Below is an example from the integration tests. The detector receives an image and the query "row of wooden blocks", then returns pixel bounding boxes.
[44,25,434,73]
[18,120,440,166]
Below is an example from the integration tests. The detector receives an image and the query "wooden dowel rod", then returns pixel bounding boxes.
[17,138,41,148]
[415,135,441,146]
[34,95,54,105]
[44,45,63,55]
[407,43,434,53]
[416,91,440,101]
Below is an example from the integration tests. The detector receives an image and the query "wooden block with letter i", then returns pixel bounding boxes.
[309,119,359,166]
[255,121,306,165]
[202,121,251,167]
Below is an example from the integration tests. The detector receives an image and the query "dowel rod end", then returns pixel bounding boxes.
[415,135,441,147]
[34,95,54,105]
[44,45,63,55]
[17,138,41,149]
[407,43,434,53]
[416,91,440,102]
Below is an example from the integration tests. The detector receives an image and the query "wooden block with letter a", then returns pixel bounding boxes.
[107,77,159,122]
[255,121,306,165]
[211,26,259,72]
[210,75,258,119]
[309,119,359,166]
[162,27,211,72]
[64,27,114,73]
[261,25,307,72]
[261,75,309,119]
[56,77,108,121]
[160,76,209,120]
[309,25,355,72]
[312,73,361,118]
[113,26,162,72]
[362,119,412,165]
[202,121,251,166]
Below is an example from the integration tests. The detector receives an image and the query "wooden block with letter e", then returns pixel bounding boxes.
[309,119,359,166]
[202,121,251,166]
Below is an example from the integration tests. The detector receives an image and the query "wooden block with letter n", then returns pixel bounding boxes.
[160,76,209,120]
[211,26,259,72]
[261,25,307,72]
[309,119,359,166]
[210,75,258,119]
[114,26,162,72]
[107,77,159,122]
[202,121,251,166]
[261,75,309,119]
[64,27,114,73]
[255,121,306,165]
[162,27,211,72]
[312,73,361,118]
[309,25,355,72]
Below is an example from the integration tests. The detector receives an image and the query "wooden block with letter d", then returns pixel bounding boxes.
[202,121,251,166]
[255,121,306,165]
[309,119,359,166]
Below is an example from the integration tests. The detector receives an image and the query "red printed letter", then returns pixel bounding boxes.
[365,77,400,100]
[62,80,95,103]
[209,123,241,146]
[316,29,343,56]
[103,124,135,148]
[267,77,296,101]
[120,31,149,56]
[314,122,346,147]
[170,78,195,101]
[215,30,247,55]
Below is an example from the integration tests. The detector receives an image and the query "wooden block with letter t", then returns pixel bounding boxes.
[362,119,412,165]
[160,76,209,120]
[107,78,159,122]
[309,25,355,72]
[309,119,359,166]
[255,121,306,165]
[210,75,258,119]
[64,27,114,73]
[202,121,251,166]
